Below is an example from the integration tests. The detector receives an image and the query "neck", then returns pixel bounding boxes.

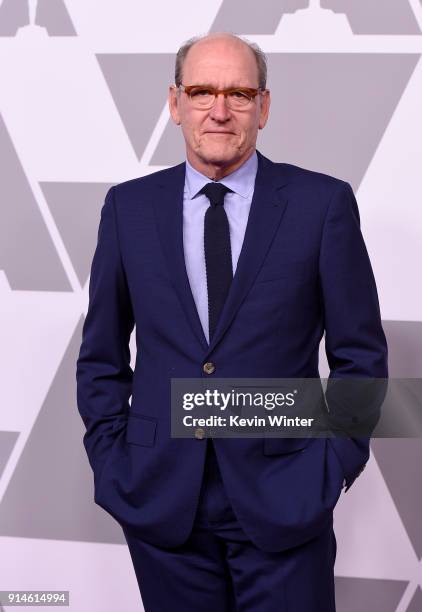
[187,149,255,181]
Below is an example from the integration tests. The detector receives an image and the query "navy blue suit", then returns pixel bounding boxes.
[76,150,387,558]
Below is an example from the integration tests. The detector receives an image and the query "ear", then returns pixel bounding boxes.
[258,90,271,130]
[168,85,181,125]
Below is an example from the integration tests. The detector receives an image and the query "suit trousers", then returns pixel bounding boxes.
[122,439,337,612]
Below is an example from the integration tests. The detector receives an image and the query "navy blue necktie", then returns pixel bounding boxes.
[200,182,233,341]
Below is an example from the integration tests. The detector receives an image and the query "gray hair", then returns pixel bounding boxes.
[174,32,267,89]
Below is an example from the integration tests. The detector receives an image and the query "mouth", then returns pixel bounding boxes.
[204,131,235,135]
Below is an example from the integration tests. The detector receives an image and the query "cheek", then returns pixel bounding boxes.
[182,114,204,140]
[243,119,260,140]
[180,121,198,145]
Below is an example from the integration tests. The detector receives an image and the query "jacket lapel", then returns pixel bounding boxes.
[153,162,209,351]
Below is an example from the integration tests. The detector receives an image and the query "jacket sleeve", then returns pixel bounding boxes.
[76,186,135,480]
[318,181,388,491]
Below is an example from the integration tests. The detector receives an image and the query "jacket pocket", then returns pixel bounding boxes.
[263,436,311,455]
[126,413,157,447]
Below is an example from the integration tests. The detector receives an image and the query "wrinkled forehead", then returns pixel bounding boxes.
[182,37,259,87]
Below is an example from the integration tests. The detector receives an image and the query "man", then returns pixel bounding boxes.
[76,32,388,611]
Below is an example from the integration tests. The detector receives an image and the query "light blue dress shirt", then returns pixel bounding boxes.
[183,151,258,343]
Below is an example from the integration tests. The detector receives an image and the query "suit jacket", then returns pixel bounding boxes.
[76,150,388,552]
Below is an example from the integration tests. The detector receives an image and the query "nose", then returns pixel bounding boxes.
[209,93,231,122]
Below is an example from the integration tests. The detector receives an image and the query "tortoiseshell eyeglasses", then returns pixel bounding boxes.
[176,84,268,110]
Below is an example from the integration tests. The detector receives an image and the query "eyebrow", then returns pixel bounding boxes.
[188,83,251,89]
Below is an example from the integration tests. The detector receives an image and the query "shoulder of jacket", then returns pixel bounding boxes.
[110,162,185,199]
[278,161,348,193]
[258,151,347,192]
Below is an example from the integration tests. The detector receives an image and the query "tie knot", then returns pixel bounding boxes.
[200,182,232,207]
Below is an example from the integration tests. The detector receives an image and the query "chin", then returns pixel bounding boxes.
[200,146,239,165]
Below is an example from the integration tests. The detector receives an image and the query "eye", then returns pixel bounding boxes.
[230,90,250,99]
[190,88,213,97]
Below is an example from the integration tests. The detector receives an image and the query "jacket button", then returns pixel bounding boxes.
[195,427,206,440]
[203,362,215,375]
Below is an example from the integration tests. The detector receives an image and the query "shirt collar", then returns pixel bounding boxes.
[185,150,258,200]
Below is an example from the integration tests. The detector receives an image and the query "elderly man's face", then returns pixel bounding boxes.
[169,35,270,179]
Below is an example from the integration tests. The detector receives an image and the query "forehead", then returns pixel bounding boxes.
[182,37,259,86]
